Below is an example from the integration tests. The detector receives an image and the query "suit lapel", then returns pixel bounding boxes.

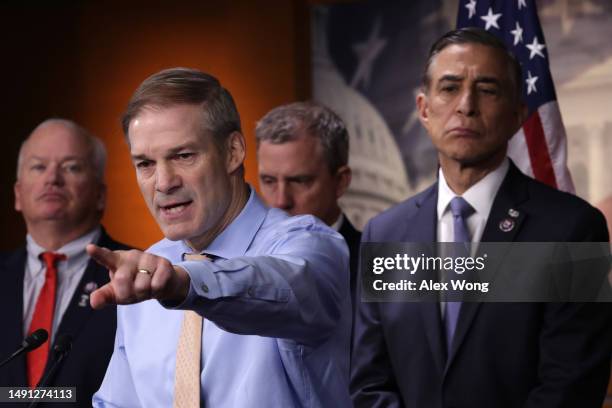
[446,162,530,369]
[42,230,118,383]
[0,249,28,385]
[481,162,528,243]
[409,185,448,374]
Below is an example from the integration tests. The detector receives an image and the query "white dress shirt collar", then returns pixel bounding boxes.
[330,213,344,232]
[437,158,509,223]
[25,227,102,280]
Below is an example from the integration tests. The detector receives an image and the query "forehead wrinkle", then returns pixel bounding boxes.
[474,76,502,86]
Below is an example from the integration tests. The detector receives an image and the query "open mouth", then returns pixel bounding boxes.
[159,201,193,216]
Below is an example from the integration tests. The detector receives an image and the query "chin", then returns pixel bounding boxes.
[159,225,189,242]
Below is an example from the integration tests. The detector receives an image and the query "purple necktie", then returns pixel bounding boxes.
[444,197,474,352]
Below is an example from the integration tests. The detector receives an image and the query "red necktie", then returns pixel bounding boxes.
[26,252,66,388]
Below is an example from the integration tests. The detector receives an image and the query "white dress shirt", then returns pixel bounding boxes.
[23,227,101,343]
[436,159,509,316]
[436,158,509,244]
[330,213,344,232]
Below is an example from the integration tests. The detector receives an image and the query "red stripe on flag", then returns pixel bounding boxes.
[522,111,557,189]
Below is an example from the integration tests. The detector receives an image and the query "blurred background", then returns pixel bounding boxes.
[1,0,610,250]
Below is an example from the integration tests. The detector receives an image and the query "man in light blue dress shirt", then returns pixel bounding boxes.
[89,68,352,407]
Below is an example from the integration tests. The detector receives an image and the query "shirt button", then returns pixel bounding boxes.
[201,284,209,293]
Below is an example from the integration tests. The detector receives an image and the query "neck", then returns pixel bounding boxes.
[187,179,249,252]
[323,206,342,227]
[439,154,505,195]
[27,221,98,251]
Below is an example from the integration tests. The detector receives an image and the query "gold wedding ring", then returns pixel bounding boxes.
[138,268,153,276]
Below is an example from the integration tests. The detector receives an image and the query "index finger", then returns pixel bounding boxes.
[86,244,120,272]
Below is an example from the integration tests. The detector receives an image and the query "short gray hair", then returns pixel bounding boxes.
[121,67,241,152]
[17,118,107,182]
[255,101,349,173]
[423,27,523,102]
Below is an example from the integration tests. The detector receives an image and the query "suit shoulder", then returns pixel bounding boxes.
[0,247,26,268]
[526,178,603,218]
[105,238,133,251]
[367,184,435,230]
[98,228,135,251]
[523,178,609,240]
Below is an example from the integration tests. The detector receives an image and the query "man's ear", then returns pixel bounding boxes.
[14,181,22,212]
[508,102,528,141]
[225,131,246,174]
[96,183,107,212]
[416,91,430,128]
[334,165,352,199]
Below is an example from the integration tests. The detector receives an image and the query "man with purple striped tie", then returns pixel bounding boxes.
[351,27,611,408]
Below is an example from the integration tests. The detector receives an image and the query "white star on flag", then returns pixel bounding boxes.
[526,36,546,59]
[350,17,388,89]
[526,70,538,95]
[480,7,502,30]
[510,21,523,45]
[456,0,576,193]
[465,0,477,19]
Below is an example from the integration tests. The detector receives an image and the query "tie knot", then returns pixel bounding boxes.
[183,253,212,261]
[40,252,66,269]
[449,197,474,219]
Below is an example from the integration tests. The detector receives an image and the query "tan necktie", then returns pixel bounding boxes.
[173,253,209,408]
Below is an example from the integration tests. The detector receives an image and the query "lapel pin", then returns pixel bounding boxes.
[499,218,515,232]
[508,208,520,218]
[84,281,98,293]
[78,293,90,307]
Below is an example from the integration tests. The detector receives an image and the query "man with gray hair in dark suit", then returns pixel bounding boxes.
[0,118,130,407]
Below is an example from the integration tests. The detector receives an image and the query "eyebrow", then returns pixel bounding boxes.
[438,74,502,86]
[131,153,150,162]
[27,155,85,162]
[131,143,198,161]
[258,173,314,181]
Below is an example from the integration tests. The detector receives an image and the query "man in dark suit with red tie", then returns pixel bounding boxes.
[0,119,130,406]
[350,28,611,408]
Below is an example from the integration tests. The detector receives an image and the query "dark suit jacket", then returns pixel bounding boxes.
[339,215,361,310]
[351,162,612,408]
[0,228,130,407]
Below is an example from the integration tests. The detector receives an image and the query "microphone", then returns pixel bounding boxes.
[28,334,73,408]
[0,329,48,369]
[36,334,72,387]
[52,334,73,356]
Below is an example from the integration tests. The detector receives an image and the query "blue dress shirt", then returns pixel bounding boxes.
[93,190,352,407]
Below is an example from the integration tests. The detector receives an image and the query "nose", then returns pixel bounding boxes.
[274,182,293,211]
[456,88,478,117]
[155,162,181,194]
[44,163,64,186]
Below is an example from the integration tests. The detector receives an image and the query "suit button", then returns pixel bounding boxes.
[201,284,209,293]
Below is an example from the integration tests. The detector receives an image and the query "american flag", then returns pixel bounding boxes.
[457,0,574,192]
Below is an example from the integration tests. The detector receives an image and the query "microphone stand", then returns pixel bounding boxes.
[27,335,72,408]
